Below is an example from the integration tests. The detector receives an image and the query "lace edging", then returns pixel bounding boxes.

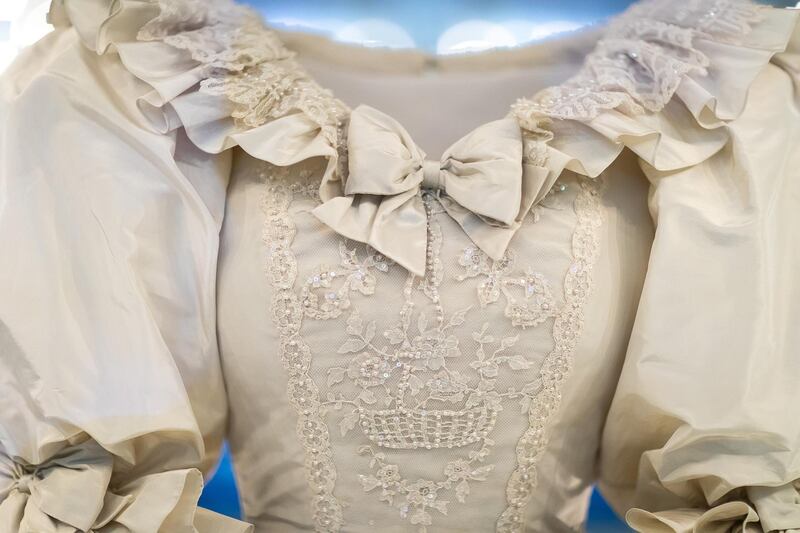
[261,167,345,532]
[512,0,763,126]
[496,177,605,532]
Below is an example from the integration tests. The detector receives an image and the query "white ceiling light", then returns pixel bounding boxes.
[335,18,416,48]
[528,20,585,40]
[437,20,518,55]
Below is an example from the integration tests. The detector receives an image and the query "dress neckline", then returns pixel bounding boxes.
[172,0,763,143]
[78,0,780,193]
[270,22,606,76]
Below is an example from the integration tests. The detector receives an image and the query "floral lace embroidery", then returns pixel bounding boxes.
[271,178,599,531]
[512,0,762,124]
[456,248,557,329]
[321,197,518,531]
[496,178,604,532]
[261,166,344,531]
[261,172,603,531]
[301,242,393,320]
[138,0,289,70]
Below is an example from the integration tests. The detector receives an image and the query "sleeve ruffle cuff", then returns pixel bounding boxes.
[0,441,253,532]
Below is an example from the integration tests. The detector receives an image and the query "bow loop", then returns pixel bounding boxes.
[343,105,426,196]
[313,104,554,276]
[439,116,524,226]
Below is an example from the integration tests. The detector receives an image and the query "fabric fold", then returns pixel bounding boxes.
[595,7,800,530]
[23,1,800,531]
[626,481,800,533]
[0,441,253,532]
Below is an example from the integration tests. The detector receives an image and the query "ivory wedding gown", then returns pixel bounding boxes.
[1,0,800,531]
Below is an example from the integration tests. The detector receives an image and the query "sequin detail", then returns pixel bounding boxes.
[261,166,344,531]
[282,182,604,532]
[332,197,512,531]
[301,243,393,320]
[456,248,558,329]
[496,178,604,532]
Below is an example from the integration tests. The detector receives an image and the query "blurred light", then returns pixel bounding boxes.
[1,0,51,74]
[334,18,415,48]
[269,16,348,34]
[10,2,50,46]
[437,20,517,54]
[528,20,586,40]
[503,19,541,44]
[501,18,587,46]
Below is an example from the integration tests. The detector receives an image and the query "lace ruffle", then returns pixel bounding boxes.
[512,0,762,123]
[49,0,349,181]
[137,0,348,148]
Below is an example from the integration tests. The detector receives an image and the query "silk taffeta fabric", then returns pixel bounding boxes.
[1,0,800,532]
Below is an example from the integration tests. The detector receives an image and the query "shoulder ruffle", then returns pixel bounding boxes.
[47,0,349,180]
[511,0,800,181]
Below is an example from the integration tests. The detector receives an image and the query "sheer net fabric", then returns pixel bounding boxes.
[254,155,603,531]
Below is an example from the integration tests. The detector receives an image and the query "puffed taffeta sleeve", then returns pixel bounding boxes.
[0,14,252,533]
[597,16,800,533]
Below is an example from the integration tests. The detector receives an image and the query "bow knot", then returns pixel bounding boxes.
[313,105,556,276]
[13,472,34,494]
[422,159,445,190]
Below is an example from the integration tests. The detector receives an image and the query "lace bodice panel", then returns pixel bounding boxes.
[217,150,653,532]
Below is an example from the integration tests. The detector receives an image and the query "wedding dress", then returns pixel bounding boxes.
[1,0,799,531]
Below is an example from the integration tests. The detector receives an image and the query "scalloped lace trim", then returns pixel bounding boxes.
[512,0,763,126]
[495,178,604,532]
[260,166,346,531]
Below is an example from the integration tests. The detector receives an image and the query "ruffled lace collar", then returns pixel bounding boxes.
[127,0,766,129]
[49,0,798,193]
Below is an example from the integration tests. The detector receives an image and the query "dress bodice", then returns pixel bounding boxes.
[1,1,800,532]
